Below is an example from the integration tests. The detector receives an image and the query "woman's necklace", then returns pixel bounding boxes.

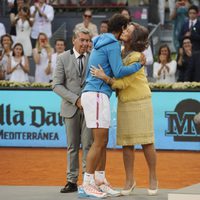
[19,18,25,32]
[14,56,21,63]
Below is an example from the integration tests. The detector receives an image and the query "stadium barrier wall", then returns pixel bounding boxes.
[0,89,199,150]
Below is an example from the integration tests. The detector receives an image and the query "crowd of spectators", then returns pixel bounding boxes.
[0,0,200,83]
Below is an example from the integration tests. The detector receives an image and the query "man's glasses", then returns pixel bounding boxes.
[183,41,191,45]
[84,14,92,18]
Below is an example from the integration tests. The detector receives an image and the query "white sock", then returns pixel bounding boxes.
[83,172,94,186]
[95,171,105,183]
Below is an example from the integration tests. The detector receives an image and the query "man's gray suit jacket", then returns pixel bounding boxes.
[52,49,89,118]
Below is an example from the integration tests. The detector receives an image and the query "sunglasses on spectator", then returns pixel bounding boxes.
[84,14,92,18]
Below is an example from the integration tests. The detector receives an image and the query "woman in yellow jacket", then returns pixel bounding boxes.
[91,23,158,196]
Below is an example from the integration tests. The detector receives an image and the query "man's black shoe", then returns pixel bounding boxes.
[60,182,78,193]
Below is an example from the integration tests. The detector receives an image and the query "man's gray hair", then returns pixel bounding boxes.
[73,28,91,39]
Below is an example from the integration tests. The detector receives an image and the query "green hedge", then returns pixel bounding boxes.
[0,81,51,88]
[0,80,200,89]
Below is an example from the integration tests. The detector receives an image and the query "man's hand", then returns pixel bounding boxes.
[178,47,184,56]
[139,53,146,66]
[75,97,83,110]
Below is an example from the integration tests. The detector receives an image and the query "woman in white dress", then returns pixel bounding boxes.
[153,44,177,83]
[33,32,53,83]
[15,6,33,57]
[7,42,30,82]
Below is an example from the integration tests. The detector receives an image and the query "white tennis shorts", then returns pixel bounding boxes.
[81,92,110,128]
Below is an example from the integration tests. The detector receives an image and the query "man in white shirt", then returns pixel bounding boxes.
[30,0,54,46]
[48,39,66,81]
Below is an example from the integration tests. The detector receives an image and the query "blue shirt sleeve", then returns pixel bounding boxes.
[107,43,142,78]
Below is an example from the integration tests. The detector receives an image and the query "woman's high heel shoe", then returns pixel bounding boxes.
[147,182,158,196]
[121,181,136,196]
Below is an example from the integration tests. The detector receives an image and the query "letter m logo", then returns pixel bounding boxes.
[165,111,198,137]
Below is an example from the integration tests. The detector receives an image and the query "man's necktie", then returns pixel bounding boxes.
[78,54,84,76]
[190,21,193,31]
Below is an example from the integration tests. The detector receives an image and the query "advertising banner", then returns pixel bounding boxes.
[0,89,199,150]
[0,90,65,147]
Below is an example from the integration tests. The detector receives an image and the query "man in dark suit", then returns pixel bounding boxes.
[52,28,92,193]
[179,5,200,52]
[185,50,200,82]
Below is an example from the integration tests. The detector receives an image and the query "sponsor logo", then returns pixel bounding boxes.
[165,99,200,142]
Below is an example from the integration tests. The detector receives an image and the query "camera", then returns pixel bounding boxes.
[22,6,29,13]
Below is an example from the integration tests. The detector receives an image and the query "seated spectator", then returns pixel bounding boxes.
[15,6,33,57]
[7,43,29,82]
[74,9,98,38]
[177,37,193,82]
[179,5,200,52]
[153,44,177,83]
[30,0,54,47]
[99,20,108,34]
[0,34,13,80]
[185,50,200,82]
[47,38,66,81]
[33,32,54,83]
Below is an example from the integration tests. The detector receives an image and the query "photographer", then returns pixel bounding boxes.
[33,32,54,83]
